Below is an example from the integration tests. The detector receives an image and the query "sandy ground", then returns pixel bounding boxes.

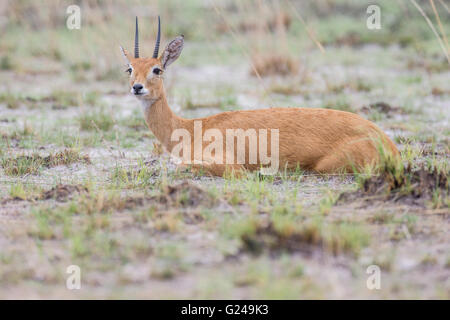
[0,42,449,299]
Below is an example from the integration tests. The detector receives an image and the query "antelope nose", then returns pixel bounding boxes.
[133,83,143,93]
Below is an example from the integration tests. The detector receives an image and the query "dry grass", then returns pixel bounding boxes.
[250,53,299,77]
[216,11,291,34]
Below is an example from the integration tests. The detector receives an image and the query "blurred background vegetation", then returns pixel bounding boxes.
[0,0,448,84]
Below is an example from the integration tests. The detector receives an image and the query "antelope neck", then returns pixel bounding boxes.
[139,91,187,152]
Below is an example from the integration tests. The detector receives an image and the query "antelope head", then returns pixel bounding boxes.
[120,16,184,102]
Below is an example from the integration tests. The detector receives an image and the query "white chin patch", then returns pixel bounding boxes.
[130,88,149,97]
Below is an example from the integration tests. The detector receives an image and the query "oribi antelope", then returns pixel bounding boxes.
[120,17,399,177]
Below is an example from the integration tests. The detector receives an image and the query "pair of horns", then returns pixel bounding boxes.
[134,16,161,59]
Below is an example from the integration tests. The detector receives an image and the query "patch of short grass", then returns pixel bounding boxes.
[150,242,188,279]
[111,160,159,189]
[27,206,73,240]
[183,88,237,112]
[1,149,90,176]
[1,153,45,176]
[323,95,356,113]
[119,111,147,130]
[78,108,115,131]
[353,150,449,206]
[0,92,21,109]
[49,90,81,108]
[75,190,145,215]
[9,183,42,200]
[268,82,306,95]
[0,55,16,70]
[318,190,339,214]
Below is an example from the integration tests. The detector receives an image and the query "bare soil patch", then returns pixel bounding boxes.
[360,102,403,118]
[240,219,368,257]
[340,165,449,207]
[40,184,89,202]
[157,181,216,208]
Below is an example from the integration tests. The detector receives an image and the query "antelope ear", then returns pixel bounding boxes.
[161,35,184,69]
[120,46,131,64]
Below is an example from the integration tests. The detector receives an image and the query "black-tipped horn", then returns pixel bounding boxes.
[134,16,139,58]
[152,16,161,58]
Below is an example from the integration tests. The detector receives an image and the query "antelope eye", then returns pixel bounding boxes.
[125,67,132,75]
[153,67,162,75]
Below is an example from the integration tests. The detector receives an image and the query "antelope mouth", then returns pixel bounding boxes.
[130,89,149,96]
